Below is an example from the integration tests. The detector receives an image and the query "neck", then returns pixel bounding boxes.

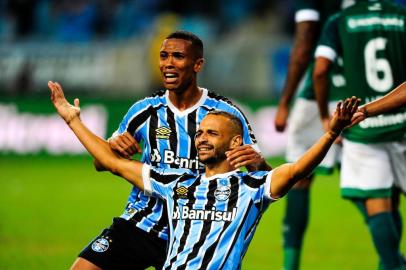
[168,85,202,111]
[204,159,236,178]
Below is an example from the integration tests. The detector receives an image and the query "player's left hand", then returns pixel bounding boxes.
[329,96,361,135]
[48,81,80,124]
[226,145,268,170]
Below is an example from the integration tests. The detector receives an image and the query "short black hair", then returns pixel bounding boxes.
[207,110,243,136]
[166,30,204,59]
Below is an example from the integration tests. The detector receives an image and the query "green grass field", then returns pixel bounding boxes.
[1,155,405,269]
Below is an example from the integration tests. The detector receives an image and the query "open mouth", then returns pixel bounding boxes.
[197,144,213,154]
[164,72,179,83]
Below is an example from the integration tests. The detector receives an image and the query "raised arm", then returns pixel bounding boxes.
[352,82,406,125]
[48,81,145,189]
[270,97,360,198]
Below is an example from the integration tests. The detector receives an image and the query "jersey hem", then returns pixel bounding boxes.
[341,188,392,199]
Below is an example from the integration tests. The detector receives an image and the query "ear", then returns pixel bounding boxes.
[194,58,204,73]
[229,135,242,149]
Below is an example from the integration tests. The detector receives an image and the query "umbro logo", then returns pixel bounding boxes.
[156,126,171,139]
[176,186,188,199]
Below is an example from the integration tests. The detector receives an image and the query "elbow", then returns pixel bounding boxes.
[312,67,328,83]
[93,159,106,172]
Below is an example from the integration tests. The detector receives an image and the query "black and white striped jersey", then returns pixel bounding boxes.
[114,88,258,240]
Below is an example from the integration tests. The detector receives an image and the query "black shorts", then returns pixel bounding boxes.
[79,218,167,270]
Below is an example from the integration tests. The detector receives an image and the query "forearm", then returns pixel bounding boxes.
[363,82,406,117]
[292,131,338,180]
[68,117,144,188]
[271,130,337,198]
[313,58,332,120]
[279,22,317,106]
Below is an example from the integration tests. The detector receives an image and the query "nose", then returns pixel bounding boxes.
[162,55,174,68]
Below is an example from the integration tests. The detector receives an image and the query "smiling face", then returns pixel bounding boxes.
[195,114,242,165]
[159,38,204,93]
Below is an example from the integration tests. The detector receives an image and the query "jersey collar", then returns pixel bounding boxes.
[201,169,240,181]
[165,88,208,116]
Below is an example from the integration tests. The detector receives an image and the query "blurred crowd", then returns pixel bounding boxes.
[0,0,290,43]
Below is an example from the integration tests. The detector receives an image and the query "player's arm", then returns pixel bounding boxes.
[48,81,144,189]
[93,132,141,171]
[270,97,360,198]
[274,19,319,132]
[352,82,406,125]
[313,56,333,130]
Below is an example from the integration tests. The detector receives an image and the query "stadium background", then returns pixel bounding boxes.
[0,0,405,269]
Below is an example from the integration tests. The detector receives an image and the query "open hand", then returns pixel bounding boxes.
[48,81,80,124]
[329,96,361,135]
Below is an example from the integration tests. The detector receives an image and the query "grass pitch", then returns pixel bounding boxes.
[1,155,405,269]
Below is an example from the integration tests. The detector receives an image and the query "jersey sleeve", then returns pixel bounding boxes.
[294,0,320,23]
[142,165,190,200]
[243,171,277,211]
[315,13,341,61]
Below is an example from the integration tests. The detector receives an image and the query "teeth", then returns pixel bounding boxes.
[165,73,177,78]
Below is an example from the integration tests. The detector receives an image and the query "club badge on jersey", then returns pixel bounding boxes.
[91,237,110,253]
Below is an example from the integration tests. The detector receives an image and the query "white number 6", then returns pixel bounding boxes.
[364,37,393,92]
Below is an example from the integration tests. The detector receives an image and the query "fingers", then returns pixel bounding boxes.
[109,132,141,158]
[74,98,80,108]
[226,145,262,168]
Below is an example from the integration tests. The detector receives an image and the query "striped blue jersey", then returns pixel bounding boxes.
[142,165,274,270]
[113,88,258,240]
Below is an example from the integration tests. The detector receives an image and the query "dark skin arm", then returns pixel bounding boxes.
[226,145,272,171]
[274,21,319,132]
[313,56,333,131]
[351,82,406,125]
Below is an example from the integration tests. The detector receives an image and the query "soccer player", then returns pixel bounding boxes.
[273,1,351,268]
[48,80,360,269]
[69,31,270,270]
[313,1,406,269]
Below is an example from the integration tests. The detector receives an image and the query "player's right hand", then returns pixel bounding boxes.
[48,81,80,124]
[274,104,289,132]
[329,96,360,135]
[108,132,141,159]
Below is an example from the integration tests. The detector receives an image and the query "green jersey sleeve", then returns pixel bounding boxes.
[315,14,342,61]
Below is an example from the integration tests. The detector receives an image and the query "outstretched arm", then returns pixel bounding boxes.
[352,82,406,125]
[48,81,144,189]
[270,97,360,198]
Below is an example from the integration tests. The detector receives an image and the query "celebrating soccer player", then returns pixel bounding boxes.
[49,80,360,269]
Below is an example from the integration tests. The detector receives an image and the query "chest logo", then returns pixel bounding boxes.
[176,186,188,199]
[214,186,231,201]
[156,126,171,139]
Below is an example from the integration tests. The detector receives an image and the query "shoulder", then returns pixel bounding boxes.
[204,89,245,115]
[125,90,167,115]
[238,171,271,189]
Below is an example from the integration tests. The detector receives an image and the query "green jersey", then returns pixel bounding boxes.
[294,0,351,100]
[316,0,406,143]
